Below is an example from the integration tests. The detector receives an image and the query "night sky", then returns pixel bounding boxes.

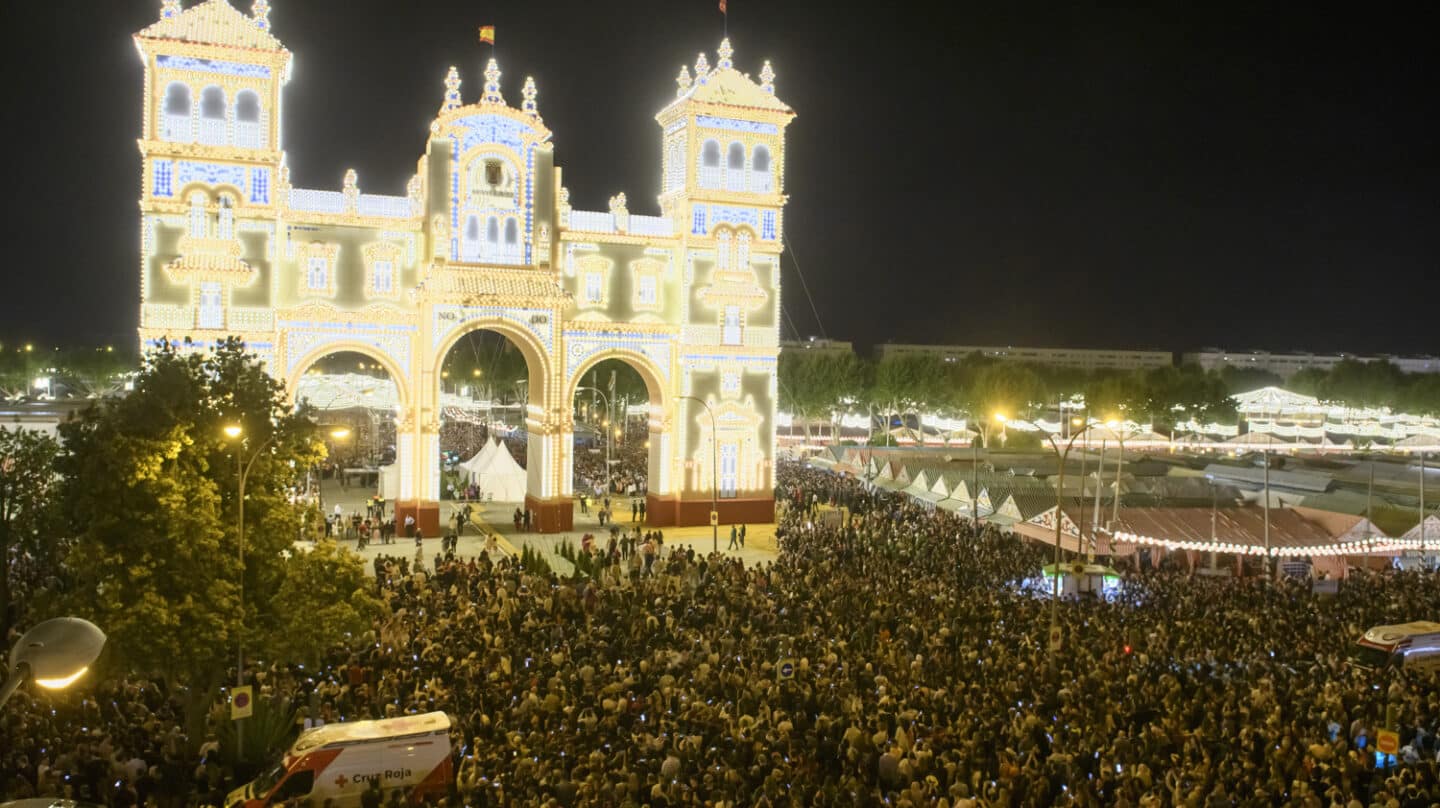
[4,1,1435,356]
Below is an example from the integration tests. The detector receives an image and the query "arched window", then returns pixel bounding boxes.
[188,192,208,236]
[503,219,519,261]
[162,83,191,142]
[750,145,772,192]
[199,87,227,145]
[699,140,721,189]
[725,142,745,190]
[217,196,235,240]
[234,91,261,149]
[463,215,480,260]
[486,217,499,244]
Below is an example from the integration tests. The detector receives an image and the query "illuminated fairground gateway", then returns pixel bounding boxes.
[134,1,792,532]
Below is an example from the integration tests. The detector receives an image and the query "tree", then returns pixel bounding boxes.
[0,345,46,401]
[1400,374,1440,417]
[1287,367,1328,397]
[868,353,948,443]
[56,339,325,737]
[1320,359,1405,410]
[56,345,136,399]
[270,540,385,665]
[1083,371,1144,422]
[968,363,1045,441]
[0,427,62,639]
[1219,365,1283,395]
[779,351,862,441]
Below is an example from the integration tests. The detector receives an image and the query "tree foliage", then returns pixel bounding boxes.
[56,339,324,692]
[270,540,385,665]
[0,427,63,638]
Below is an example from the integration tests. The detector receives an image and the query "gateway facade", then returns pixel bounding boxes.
[134,0,791,531]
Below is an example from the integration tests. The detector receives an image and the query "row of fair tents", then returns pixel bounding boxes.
[376,437,528,502]
[809,447,1440,561]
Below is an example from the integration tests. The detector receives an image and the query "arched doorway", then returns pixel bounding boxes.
[433,325,549,529]
[565,351,674,525]
[287,348,407,538]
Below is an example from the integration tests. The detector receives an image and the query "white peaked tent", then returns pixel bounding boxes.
[460,438,500,478]
[468,440,528,501]
[378,463,401,498]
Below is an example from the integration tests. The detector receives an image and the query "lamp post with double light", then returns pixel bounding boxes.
[969,413,1006,529]
[1046,417,1094,666]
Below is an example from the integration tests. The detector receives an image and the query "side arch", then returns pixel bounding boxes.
[564,348,671,414]
[282,340,413,412]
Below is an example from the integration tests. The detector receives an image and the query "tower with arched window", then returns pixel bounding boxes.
[136,0,290,361]
[134,3,792,532]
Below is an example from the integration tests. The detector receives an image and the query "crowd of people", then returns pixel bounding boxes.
[3,461,1439,807]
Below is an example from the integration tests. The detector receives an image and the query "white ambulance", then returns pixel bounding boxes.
[226,712,453,808]
[1352,621,1440,675]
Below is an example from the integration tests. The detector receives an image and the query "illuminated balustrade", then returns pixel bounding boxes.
[234,120,262,149]
[162,114,192,142]
[198,117,226,145]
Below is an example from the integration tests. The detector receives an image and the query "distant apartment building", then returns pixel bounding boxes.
[781,337,855,357]
[876,343,1173,372]
[1182,349,1440,378]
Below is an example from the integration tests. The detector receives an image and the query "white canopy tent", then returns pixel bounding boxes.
[460,438,501,478]
[466,439,527,501]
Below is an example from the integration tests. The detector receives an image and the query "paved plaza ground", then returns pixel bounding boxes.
[300,478,778,574]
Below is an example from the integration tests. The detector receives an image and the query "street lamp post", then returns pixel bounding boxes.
[681,396,719,554]
[969,413,1006,529]
[1105,419,1138,529]
[222,423,282,756]
[1046,419,1094,665]
[315,427,352,538]
[0,617,106,709]
[576,386,614,493]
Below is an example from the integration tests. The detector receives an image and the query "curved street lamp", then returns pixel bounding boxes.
[0,617,106,709]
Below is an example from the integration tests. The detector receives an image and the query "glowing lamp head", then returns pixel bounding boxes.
[331,427,352,440]
[1106,419,1120,429]
[994,413,1007,424]
[223,424,243,440]
[5,617,106,704]
[1071,417,1084,427]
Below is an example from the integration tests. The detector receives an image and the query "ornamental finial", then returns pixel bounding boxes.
[482,58,504,104]
[694,52,710,80]
[441,66,462,112]
[342,169,359,211]
[608,192,628,216]
[251,0,270,30]
[521,76,538,117]
[717,38,733,70]
[676,65,692,96]
[160,0,181,20]
[759,60,775,94]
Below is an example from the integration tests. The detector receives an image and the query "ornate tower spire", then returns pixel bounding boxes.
[251,0,270,30]
[160,0,181,20]
[482,58,504,104]
[694,52,710,80]
[759,60,775,94]
[441,66,462,112]
[676,65,692,96]
[521,76,538,117]
[716,37,733,70]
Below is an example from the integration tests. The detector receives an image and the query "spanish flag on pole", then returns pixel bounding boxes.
[718,0,727,14]
[478,25,495,45]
